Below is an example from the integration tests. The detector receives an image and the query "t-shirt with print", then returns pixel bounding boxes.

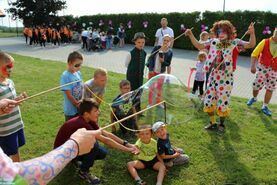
[112,94,134,118]
[135,138,157,161]
[155,27,174,46]
[83,79,105,100]
[60,70,83,116]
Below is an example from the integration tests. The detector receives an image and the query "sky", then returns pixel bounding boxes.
[0,0,276,27]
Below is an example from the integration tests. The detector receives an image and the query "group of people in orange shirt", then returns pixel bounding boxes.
[23,25,74,47]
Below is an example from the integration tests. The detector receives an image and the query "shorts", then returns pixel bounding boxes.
[140,156,159,169]
[0,129,25,156]
[253,64,276,91]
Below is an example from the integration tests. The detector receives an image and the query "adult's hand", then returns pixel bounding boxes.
[70,128,102,155]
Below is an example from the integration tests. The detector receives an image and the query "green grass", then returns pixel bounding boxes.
[0,32,19,38]
[10,54,277,185]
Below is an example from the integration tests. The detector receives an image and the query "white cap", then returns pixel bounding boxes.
[152,121,165,132]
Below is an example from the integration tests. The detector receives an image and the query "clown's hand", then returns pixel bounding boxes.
[246,22,255,35]
[185,29,192,37]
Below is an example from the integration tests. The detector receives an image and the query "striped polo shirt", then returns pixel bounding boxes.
[0,79,23,137]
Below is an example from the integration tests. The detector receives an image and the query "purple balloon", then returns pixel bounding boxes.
[262,30,267,35]
[201,24,205,28]
[265,26,270,30]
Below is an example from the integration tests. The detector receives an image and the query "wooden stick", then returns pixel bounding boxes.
[101,100,166,130]
[17,80,82,103]
[173,27,194,41]
[240,22,255,40]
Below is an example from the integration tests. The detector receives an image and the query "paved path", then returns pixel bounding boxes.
[0,37,276,104]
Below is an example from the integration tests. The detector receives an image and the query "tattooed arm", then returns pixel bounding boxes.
[13,128,100,185]
[15,140,78,185]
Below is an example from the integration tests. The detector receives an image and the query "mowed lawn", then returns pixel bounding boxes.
[0,32,19,38]
[10,54,277,185]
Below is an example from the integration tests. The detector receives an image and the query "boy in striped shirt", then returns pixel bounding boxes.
[0,52,26,162]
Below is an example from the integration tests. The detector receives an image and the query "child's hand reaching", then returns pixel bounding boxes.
[15,92,27,101]
[174,152,181,158]
[129,145,140,155]
[0,99,18,115]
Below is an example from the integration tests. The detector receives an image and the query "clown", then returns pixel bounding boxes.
[247,27,277,116]
[185,20,256,134]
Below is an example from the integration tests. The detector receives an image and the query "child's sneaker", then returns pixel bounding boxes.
[78,170,101,184]
[262,106,272,116]
[134,179,146,185]
[204,123,218,130]
[247,97,256,106]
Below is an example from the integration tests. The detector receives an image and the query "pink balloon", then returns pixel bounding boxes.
[262,30,267,35]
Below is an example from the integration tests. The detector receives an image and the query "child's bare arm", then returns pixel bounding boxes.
[64,90,80,107]
[160,152,180,160]
[185,29,205,50]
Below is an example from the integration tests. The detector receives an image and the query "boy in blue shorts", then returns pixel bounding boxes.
[60,51,83,121]
[0,52,27,162]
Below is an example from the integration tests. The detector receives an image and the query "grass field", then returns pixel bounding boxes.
[0,32,19,38]
[10,54,277,185]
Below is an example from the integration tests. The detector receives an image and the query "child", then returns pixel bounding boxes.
[83,68,107,104]
[60,51,83,121]
[125,32,147,91]
[125,32,147,111]
[100,32,107,49]
[127,125,166,185]
[199,31,209,44]
[147,34,173,79]
[185,20,256,134]
[110,80,137,135]
[152,121,189,167]
[191,51,207,98]
[0,52,27,162]
[247,27,276,116]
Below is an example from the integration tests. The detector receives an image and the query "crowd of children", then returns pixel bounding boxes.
[80,23,125,51]
[1,18,276,185]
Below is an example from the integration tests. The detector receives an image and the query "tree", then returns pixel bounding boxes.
[8,0,66,26]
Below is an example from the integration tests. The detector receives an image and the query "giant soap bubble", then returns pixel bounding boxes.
[111,74,201,131]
